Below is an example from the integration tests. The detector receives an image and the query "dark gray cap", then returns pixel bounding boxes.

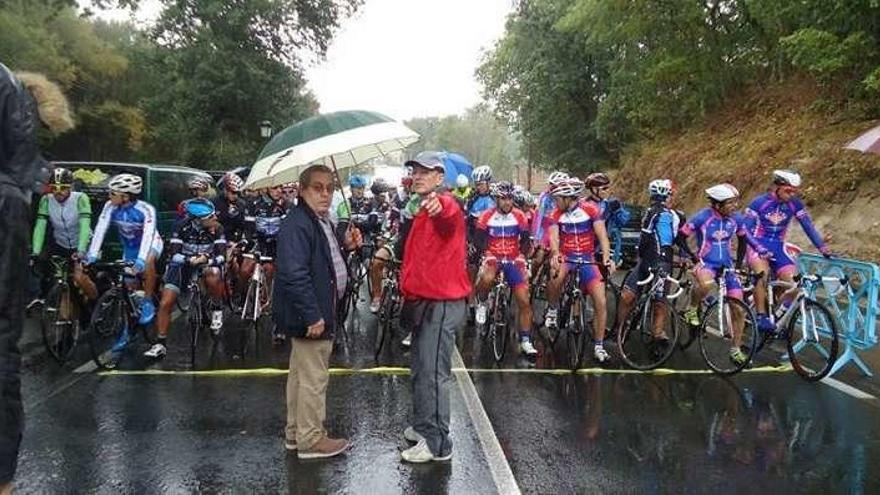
[404,151,445,172]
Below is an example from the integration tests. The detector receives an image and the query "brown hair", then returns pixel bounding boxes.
[299,164,333,188]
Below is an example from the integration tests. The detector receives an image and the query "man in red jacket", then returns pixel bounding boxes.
[399,152,470,463]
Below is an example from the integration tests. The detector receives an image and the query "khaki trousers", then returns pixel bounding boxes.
[285,337,333,449]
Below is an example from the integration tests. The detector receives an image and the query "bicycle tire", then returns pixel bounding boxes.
[699,297,757,375]
[188,288,202,369]
[564,296,585,370]
[787,299,839,381]
[41,281,80,365]
[374,288,393,361]
[491,286,510,363]
[88,288,129,370]
[618,296,679,370]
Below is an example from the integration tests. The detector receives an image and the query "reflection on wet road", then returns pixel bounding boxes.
[16,289,880,493]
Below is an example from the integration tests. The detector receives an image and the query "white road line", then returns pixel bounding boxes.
[452,348,521,495]
[821,377,878,400]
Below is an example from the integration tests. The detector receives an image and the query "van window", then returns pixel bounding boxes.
[67,163,146,221]
[152,170,216,212]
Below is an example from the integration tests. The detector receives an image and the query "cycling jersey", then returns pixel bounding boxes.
[548,200,603,262]
[466,192,496,218]
[680,208,765,268]
[31,191,91,255]
[476,207,530,259]
[213,195,246,241]
[88,199,163,262]
[164,217,227,293]
[530,190,556,247]
[636,202,684,265]
[244,194,286,241]
[744,192,826,250]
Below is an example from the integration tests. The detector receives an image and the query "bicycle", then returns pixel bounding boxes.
[39,255,87,365]
[374,258,402,361]
[698,267,759,375]
[240,246,274,357]
[180,261,226,369]
[747,272,840,381]
[617,268,685,370]
[336,241,372,347]
[87,261,158,370]
[481,266,513,363]
[556,260,607,370]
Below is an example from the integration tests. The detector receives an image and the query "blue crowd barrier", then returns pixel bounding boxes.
[797,253,880,378]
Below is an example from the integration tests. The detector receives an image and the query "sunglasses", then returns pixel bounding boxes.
[309,183,334,195]
[50,184,71,192]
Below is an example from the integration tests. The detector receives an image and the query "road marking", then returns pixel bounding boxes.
[94,364,794,377]
[821,377,878,400]
[452,348,521,495]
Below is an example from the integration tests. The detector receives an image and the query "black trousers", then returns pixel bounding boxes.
[0,186,28,484]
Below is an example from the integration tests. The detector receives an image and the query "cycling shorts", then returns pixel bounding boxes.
[482,255,528,290]
[747,239,798,279]
[695,262,743,300]
[564,258,603,291]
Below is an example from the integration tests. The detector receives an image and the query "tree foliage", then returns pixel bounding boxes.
[478,0,880,173]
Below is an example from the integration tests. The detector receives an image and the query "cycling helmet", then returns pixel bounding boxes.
[456,174,469,188]
[547,171,569,187]
[187,176,210,191]
[371,178,390,196]
[772,169,802,188]
[184,198,216,219]
[50,167,74,186]
[222,172,244,193]
[585,172,611,189]
[349,175,367,188]
[492,181,515,198]
[550,177,584,197]
[705,183,740,203]
[648,179,674,199]
[513,187,534,207]
[108,173,142,194]
[472,165,493,183]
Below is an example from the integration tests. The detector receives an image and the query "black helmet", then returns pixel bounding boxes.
[585,172,610,189]
[371,178,390,196]
[50,167,74,186]
[492,181,515,198]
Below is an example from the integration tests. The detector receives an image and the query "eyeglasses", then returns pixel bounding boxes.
[309,183,334,195]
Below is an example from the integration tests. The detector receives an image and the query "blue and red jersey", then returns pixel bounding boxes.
[477,207,530,259]
[680,208,766,268]
[743,192,826,251]
[548,200,603,262]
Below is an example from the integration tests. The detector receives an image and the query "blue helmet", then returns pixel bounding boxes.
[184,198,216,219]
[349,175,367,188]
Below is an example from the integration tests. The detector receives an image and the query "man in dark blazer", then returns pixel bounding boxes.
[274,164,361,460]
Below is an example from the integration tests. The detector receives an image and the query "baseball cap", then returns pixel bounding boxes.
[405,151,446,172]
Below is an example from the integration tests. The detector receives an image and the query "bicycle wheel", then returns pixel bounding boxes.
[565,297,586,370]
[491,287,510,363]
[787,299,839,381]
[618,297,679,370]
[699,297,757,375]
[188,289,203,369]
[41,281,80,365]
[604,282,620,336]
[88,289,129,370]
[374,288,393,360]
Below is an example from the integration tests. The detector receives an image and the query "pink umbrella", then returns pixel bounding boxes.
[845,124,880,154]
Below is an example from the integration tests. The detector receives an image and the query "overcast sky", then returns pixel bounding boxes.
[91,0,514,121]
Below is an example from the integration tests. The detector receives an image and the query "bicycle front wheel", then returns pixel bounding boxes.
[188,290,203,369]
[374,289,393,360]
[88,289,129,370]
[699,297,757,375]
[787,299,839,381]
[41,282,80,365]
[618,298,679,371]
[491,289,510,363]
[566,298,587,370]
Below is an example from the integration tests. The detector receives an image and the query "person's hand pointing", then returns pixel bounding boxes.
[421,192,443,217]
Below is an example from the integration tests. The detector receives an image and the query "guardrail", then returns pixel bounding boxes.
[798,253,879,378]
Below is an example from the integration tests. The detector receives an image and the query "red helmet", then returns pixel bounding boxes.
[585,172,611,189]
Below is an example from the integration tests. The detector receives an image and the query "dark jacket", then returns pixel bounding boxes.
[0,62,47,198]
[273,201,346,340]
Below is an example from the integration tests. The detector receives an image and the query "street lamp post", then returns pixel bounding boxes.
[259,120,273,140]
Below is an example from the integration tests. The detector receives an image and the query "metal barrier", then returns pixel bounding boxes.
[797,253,880,378]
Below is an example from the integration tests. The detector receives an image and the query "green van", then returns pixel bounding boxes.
[54,161,215,258]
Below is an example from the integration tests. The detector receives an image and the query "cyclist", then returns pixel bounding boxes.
[679,183,770,366]
[369,178,393,238]
[85,173,164,325]
[239,184,286,296]
[147,199,227,359]
[545,177,616,363]
[513,186,535,230]
[584,172,630,265]
[743,169,832,332]
[344,175,374,235]
[177,175,212,218]
[530,171,569,280]
[30,167,97,303]
[452,173,471,207]
[281,182,298,208]
[214,172,247,242]
[614,180,693,351]
[473,181,537,357]
[466,166,496,236]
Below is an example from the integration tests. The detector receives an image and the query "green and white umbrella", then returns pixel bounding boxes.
[245,110,420,190]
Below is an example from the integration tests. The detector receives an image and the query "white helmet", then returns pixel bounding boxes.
[108,173,143,194]
[705,183,740,202]
[222,172,244,193]
[547,171,569,186]
[187,175,211,191]
[550,177,584,197]
[648,179,673,198]
[472,165,493,183]
[456,173,469,188]
[772,169,802,188]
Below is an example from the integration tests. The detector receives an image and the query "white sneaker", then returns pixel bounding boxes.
[403,426,425,443]
[284,440,297,451]
[144,342,167,359]
[544,308,558,328]
[210,310,223,331]
[400,439,452,463]
[593,345,610,363]
[520,339,538,356]
[401,332,412,348]
[475,303,487,325]
[369,298,381,314]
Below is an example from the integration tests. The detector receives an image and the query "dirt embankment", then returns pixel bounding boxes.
[613,79,880,262]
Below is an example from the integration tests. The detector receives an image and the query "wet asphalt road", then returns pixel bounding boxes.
[15,283,880,494]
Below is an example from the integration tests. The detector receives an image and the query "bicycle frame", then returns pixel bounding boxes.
[241,250,272,321]
[768,275,839,356]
